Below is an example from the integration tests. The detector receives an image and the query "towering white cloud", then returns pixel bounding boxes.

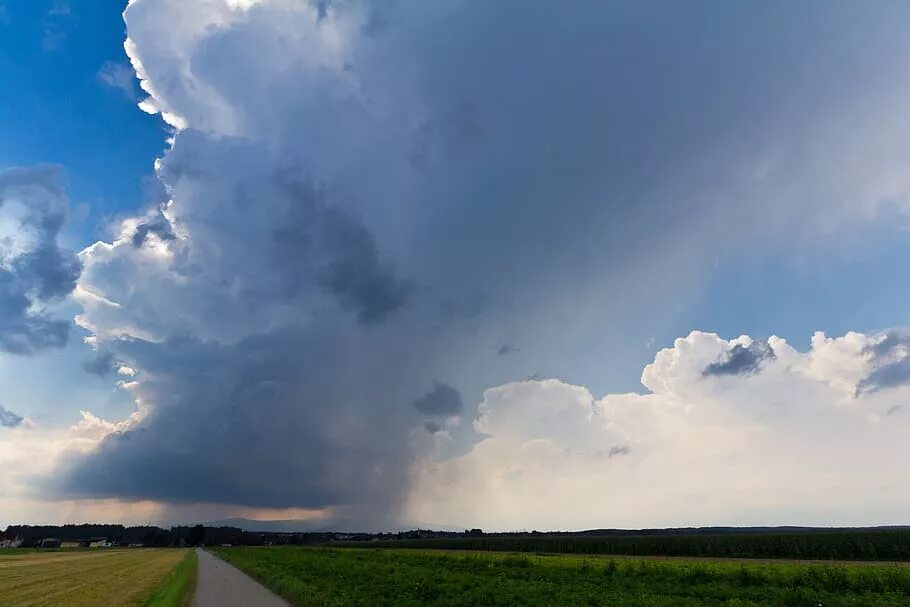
[409,331,910,530]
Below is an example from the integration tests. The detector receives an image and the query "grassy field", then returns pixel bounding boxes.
[212,546,910,606]
[351,530,910,561]
[0,548,190,607]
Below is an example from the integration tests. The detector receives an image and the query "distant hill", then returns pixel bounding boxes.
[202,518,331,533]
[567,525,910,537]
[201,517,467,533]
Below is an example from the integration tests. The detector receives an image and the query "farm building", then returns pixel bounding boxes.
[39,538,61,548]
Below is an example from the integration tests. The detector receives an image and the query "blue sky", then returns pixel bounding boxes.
[3,0,910,529]
[0,0,166,241]
[0,1,166,428]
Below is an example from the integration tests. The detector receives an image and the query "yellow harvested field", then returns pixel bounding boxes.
[0,549,187,607]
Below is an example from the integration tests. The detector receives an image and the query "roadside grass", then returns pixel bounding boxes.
[143,549,198,607]
[0,548,188,606]
[212,546,910,606]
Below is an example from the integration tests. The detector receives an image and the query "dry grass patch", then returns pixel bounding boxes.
[0,549,188,607]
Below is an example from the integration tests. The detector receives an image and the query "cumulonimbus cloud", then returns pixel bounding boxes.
[52,0,910,528]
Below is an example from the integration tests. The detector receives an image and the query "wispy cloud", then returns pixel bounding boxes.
[48,0,70,16]
[98,61,138,101]
[41,1,72,51]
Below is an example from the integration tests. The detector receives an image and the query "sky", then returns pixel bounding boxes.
[2,0,910,531]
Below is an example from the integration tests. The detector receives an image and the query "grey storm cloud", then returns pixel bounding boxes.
[314,206,413,325]
[57,0,910,526]
[83,351,117,376]
[412,382,464,417]
[0,165,80,355]
[857,332,910,395]
[60,329,415,524]
[424,421,441,434]
[608,444,631,458]
[703,340,775,377]
[131,210,176,248]
[0,404,23,428]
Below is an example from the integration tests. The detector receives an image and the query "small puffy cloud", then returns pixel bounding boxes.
[0,165,80,355]
[70,410,133,442]
[413,382,464,417]
[129,208,175,248]
[83,351,117,376]
[98,61,139,101]
[857,331,910,394]
[0,404,23,428]
[608,444,631,458]
[703,338,775,376]
[496,344,515,357]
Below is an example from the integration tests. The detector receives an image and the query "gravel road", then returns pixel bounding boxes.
[193,548,289,607]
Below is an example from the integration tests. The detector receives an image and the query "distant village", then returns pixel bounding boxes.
[0,524,487,549]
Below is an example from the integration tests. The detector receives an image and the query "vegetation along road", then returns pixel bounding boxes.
[0,548,192,607]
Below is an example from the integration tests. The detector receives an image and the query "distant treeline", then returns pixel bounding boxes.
[356,530,910,561]
[3,524,174,547]
[0,523,385,548]
[8,524,910,560]
[0,524,306,548]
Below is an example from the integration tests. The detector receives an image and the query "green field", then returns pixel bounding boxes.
[352,530,910,561]
[0,548,190,607]
[211,546,910,606]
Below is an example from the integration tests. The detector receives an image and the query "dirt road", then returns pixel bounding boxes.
[194,548,289,607]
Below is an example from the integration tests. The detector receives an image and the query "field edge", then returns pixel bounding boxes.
[142,549,198,607]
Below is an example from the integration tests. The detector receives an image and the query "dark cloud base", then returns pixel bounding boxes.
[412,381,464,416]
[60,328,415,526]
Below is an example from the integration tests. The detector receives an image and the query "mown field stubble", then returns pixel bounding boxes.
[212,546,910,607]
[0,548,190,607]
